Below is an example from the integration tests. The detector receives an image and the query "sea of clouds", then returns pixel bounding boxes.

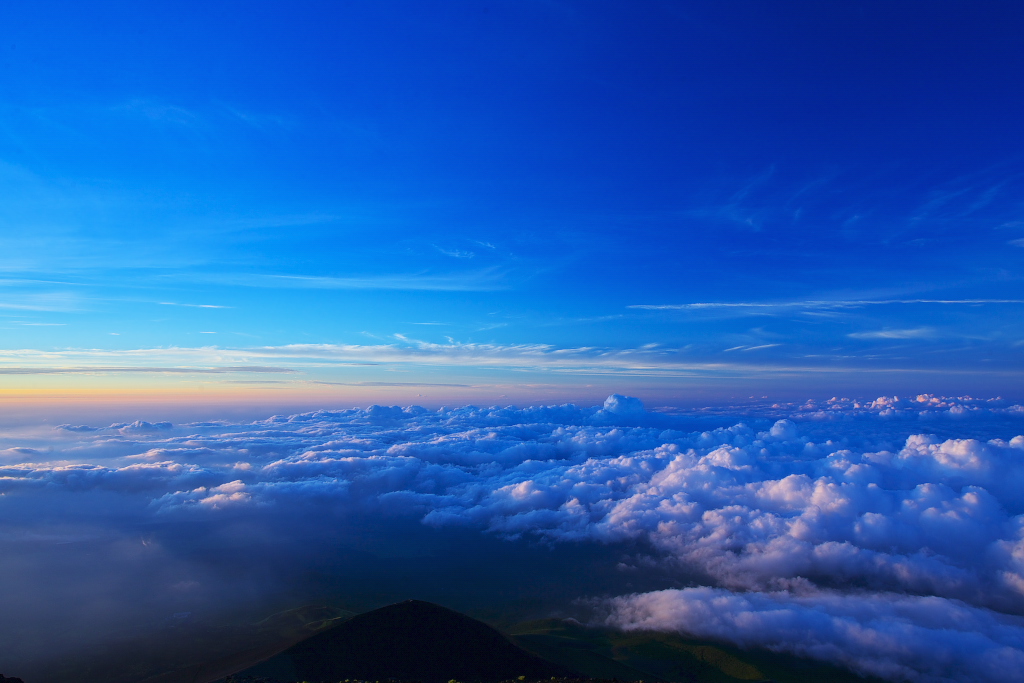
[3,393,1024,682]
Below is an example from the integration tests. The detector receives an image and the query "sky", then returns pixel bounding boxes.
[4,4,1024,683]
[1,0,1024,412]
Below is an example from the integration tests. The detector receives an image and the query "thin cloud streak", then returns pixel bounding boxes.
[186,268,510,292]
[849,328,936,340]
[0,342,1019,380]
[310,381,474,388]
[159,302,230,309]
[0,366,296,375]
[630,299,1024,311]
[0,297,80,312]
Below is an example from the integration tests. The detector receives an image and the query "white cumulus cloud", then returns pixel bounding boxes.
[2,394,1024,681]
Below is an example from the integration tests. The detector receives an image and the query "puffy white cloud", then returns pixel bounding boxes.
[2,394,1024,681]
[600,587,1024,683]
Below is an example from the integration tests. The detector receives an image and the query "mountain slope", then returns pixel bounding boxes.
[232,599,572,683]
[136,606,355,683]
[510,619,887,683]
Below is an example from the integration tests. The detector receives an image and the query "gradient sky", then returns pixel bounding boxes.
[2,0,1024,408]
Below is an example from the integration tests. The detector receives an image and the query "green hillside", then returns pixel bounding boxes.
[510,619,883,683]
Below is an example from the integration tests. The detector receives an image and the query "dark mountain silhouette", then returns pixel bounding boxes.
[231,599,572,683]
[104,605,354,683]
[143,601,883,683]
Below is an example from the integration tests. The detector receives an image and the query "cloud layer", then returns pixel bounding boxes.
[2,339,1022,382]
[2,394,1024,681]
[600,588,1024,683]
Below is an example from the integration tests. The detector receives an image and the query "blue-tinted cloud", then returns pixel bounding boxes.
[3,396,1024,680]
[601,588,1024,683]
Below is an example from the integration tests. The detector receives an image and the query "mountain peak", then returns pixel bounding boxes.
[233,600,571,683]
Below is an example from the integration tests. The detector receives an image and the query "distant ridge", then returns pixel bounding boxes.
[232,599,572,683]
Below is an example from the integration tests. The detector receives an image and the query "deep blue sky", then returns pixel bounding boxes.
[1,0,1024,405]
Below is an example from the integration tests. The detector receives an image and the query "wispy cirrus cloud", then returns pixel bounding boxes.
[185,268,508,292]
[0,340,1017,380]
[159,302,230,309]
[848,328,937,340]
[0,291,83,312]
[723,344,781,352]
[434,245,475,259]
[0,366,295,375]
[310,380,474,388]
[112,98,200,126]
[630,299,1024,311]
